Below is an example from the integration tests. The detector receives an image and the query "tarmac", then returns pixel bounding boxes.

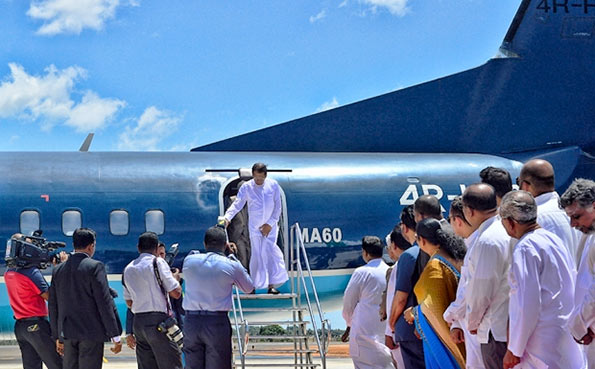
[0,345,355,368]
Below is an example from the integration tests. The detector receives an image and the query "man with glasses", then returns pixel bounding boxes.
[559,178,595,367]
[517,159,581,266]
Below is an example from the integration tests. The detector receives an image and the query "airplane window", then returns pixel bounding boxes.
[62,210,82,237]
[145,210,165,235]
[110,210,129,236]
[20,210,40,236]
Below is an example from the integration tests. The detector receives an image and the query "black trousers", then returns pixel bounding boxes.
[183,311,232,369]
[63,339,104,369]
[14,318,62,369]
[399,339,425,369]
[133,312,183,369]
[480,331,507,369]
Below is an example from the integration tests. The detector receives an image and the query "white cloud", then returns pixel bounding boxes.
[361,0,409,16]
[339,0,348,8]
[0,63,124,132]
[27,0,137,35]
[309,9,327,23]
[315,97,340,113]
[117,106,182,150]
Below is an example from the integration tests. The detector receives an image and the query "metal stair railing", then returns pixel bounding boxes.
[231,285,248,367]
[290,223,329,369]
[230,221,328,369]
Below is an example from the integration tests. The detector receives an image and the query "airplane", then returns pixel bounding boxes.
[0,0,593,335]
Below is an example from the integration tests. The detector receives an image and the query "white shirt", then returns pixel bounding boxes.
[385,264,398,336]
[508,228,583,368]
[535,191,581,267]
[464,215,511,344]
[570,234,595,340]
[183,252,254,311]
[343,258,393,367]
[444,238,472,327]
[123,253,180,314]
[224,178,282,229]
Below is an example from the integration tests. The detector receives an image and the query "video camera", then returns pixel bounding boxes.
[5,231,66,269]
[163,243,179,269]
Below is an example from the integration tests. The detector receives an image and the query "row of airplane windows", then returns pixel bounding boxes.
[18,209,165,237]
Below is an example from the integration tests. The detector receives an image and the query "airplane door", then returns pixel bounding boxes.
[219,175,289,272]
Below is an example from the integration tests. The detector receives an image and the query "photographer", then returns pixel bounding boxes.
[4,234,63,369]
[123,232,183,369]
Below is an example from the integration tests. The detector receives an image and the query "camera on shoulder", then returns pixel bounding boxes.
[5,231,66,269]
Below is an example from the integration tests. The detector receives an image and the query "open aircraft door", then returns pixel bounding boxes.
[209,168,291,271]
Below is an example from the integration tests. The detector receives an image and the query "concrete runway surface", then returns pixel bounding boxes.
[0,345,355,368]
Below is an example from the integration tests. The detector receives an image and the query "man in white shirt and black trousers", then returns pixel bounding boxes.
[182,226,255,369]
[123,232,183,369]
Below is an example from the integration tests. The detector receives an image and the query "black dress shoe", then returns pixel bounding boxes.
[267,287,280,295]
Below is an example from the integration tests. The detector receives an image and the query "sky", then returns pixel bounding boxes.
[0,0,521,152]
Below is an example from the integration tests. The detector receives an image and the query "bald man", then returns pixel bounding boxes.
[500,191,583,369]
[518,159,581,266]
[461,184,512,369]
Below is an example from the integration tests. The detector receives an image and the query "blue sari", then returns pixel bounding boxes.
[412,255,463,369]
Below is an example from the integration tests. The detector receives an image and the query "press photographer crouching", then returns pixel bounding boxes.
[123,232,183,369]
[4,233,66,369]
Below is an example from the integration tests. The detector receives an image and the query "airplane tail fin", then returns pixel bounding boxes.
[193,0,594,159]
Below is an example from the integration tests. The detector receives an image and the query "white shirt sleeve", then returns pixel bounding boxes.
[266,182,282,226]
[342,271,363,327]
[465,238,504,332]
[233,259,255,294]
[444,268,467,324]
[508,245,541,357]
[157,258,180,293]
[224,183,248,222]
[570,243,595,339]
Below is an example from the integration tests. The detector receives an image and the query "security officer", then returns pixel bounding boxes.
[4,234,62,369]
[182,226,255,369]
[123,232,183,369]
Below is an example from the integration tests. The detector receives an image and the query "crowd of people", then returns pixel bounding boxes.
[4,163,287,369]
[343,159,594,369]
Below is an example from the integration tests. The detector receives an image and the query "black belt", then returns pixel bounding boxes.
[186,310,228,316]
[17,316,46,322]
[135,311,167,316]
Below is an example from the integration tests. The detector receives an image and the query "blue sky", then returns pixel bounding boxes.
[0,0,520,151]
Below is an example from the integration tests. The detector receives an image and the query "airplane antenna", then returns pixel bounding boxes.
[79,133,94,152]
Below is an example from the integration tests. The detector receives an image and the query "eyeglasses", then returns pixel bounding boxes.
[515,176,530,187]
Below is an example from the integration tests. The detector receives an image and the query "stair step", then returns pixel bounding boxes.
[239,307,306,312]
[245,320,309,326]
[246,335,309,340]
[237,293,296,300]
[233,364,320,368]
[241,349,318,354]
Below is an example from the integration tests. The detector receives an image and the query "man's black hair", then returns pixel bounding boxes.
[138,232,159,253]
[389,227,412,251]
[204,226,227,251]
[479,166,512,199]
[400,205,416,231]
[414,195,442,219]
[463,183,497,211]
[362,236,383,258]
[252,162,267,174]
[73,228,96,250]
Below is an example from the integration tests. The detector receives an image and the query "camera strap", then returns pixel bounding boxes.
[153,258,172,316]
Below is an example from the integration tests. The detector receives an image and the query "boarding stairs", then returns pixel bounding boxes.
[230,223,329,369]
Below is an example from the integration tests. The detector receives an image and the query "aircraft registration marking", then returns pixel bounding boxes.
[301,227,342,243]
[537,0,595,13]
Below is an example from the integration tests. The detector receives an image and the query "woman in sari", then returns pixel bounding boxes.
[403,218,467,369]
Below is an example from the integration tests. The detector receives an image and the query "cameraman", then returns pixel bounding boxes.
[4,234,62,369]
[123,232,182,369]
[125,242,185,350]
